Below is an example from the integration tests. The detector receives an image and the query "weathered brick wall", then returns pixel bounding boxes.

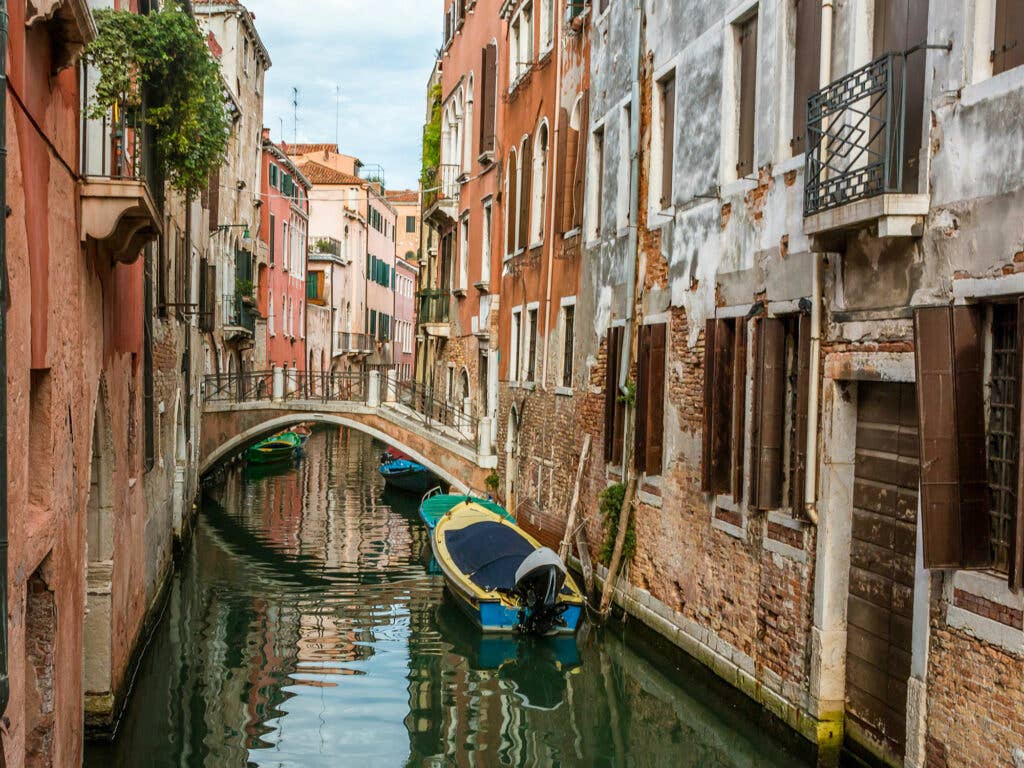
[926,578,1024,768]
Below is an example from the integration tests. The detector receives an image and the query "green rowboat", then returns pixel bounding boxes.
[246,431,301,464]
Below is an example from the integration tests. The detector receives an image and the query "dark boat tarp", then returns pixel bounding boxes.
[444,521,536,591]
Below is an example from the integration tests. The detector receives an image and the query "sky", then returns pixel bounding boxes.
[244,0,442,191]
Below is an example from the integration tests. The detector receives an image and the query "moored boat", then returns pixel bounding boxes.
[430,502,584,636]
[379,459,436,494]
[418,492,514,530]
[246,432,301,464]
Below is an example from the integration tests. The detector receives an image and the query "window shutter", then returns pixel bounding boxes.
[703,319,735,494]
[737,15,758,177]
[561,125,578,233]
[572,90,589,229]
[751,317,785,510]
[553,107,570,236]
[481,44,498,152]
[269,214,276,266]
[635,325,650,472]
[660,73,675,209]
[207,165,221,233]
[518,135,533,251]
[791,0,822,155]
[914,306,991,569]
[605,325,624,463]
[506,153,518,255]
[994,0,1024,75]
[791,313,812,514]
[203,263,216,332]
[646,323,667,475]
[731,318,747,501]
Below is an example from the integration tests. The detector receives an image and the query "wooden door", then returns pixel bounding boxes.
[846,382,919,761]
[873,0,928,192]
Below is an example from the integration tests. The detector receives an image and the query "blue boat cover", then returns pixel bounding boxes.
[444,521,536,591]
[380,459,426,476]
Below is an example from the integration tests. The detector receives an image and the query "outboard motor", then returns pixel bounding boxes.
[513,547,569,635]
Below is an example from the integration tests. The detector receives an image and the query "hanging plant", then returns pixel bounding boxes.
[485,470,500,493]
[84,1,231,195]
[598,482,636,566]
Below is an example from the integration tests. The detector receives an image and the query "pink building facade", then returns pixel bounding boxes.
[259,136,311,377]
[393,256,418,381]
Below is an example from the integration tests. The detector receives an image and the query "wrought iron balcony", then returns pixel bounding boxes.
[222,294,256,336]
[803,53,927,232]
[422,164,461,214]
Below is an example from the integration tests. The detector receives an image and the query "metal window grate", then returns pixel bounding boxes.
[987,303,1019,573]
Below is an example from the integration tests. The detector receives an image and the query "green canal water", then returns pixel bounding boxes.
[85,426,813,768]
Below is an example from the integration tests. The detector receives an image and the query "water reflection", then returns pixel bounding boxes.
[85,426,810,768]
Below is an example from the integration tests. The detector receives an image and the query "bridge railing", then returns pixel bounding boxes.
[386,378,479,448]
[202,370,275,402]
[281,370,368,402]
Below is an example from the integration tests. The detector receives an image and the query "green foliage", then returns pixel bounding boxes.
[617,378,637,407]
[85,2,231,195]
[485,470,500,491]
[235,279,254,298]
[420,83,443,189]
[598,482,636,566]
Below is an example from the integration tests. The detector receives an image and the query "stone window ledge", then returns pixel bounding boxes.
[945,570,1024,656]
[762,510,808,563]
[711,495,746,541]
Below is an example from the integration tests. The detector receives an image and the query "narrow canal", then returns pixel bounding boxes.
[85,426,813,768]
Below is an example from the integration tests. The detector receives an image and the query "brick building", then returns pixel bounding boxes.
[420,1,1024,766]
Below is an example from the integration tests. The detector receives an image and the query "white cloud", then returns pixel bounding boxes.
[244,0,442,189]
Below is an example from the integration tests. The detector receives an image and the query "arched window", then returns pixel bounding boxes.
[530,121,549,245]
[505,148,518,256]
[464,75,475,172]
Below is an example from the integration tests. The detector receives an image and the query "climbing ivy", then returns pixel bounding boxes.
[420,83,443,189]
[84,1,230,195]
[598,482,636,566]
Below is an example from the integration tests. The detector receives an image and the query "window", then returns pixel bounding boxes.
[299,300,304,338]
[658,72,675,209]
[531,123,549,244]
[590,126,605,238]
[270,164,278,188]
[525,306,538,382]
[280,295,286,337]
[519,135,533,252]
[561,303,575,388]
[790,0,821,155]
[561,91,589,234]
[748,315,811,512]
[604,325,626,463]
[617,104,631,229]
[481,199,493,283]
[459,214,470,291]
[269,290,275,335]
[269,214,276,266]
[913,304,1022,585]
[510,308,522,381]
[568,0,590,20]
[540,0,554,51]
[701,317,748,498]
[510,17,521,83]
[282,221,289,270]
[735,12,758,178]
[243,37,249,75]
[635,323,667,475]
[406,215,416,233]
[505,150,519,256]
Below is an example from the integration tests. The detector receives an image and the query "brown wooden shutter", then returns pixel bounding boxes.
[702,319,735,494]
[994,0,1024,75]
[914,306,991,569]
[660,72,676,209]
[731,318,747,500]
[635,325,651,472]
[751,317,785,509]
[647,323,667,475]
[561,125,578,233]
[791,0,822,156]
[572,90,589,229]
[791,313,812,514]
[737,14,758,177]
[481,44,498,151]
[518,135,533,251]
[506,152,518,255]
[605,325,625,464]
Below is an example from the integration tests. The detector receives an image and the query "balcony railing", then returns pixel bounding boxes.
[336,331,374,354]
[804,53,911,217]
[418,289,451,325]
[310,237,342,258]
[222,294,256,335]
[423,164,461,209]
[80,94,146,181]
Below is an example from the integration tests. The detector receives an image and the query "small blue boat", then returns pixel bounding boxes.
[379,459,436,494]
[430,502,584,636]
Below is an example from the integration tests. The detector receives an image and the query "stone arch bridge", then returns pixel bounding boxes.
[200,369,497,494]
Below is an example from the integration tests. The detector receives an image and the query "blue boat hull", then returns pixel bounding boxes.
[443,570,582,635]
[379,460,435,494]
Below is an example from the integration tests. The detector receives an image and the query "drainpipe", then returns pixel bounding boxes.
[0,0,10,718]
[803,1,834,524]
[618,0,644,470]
[540,7,564,390]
